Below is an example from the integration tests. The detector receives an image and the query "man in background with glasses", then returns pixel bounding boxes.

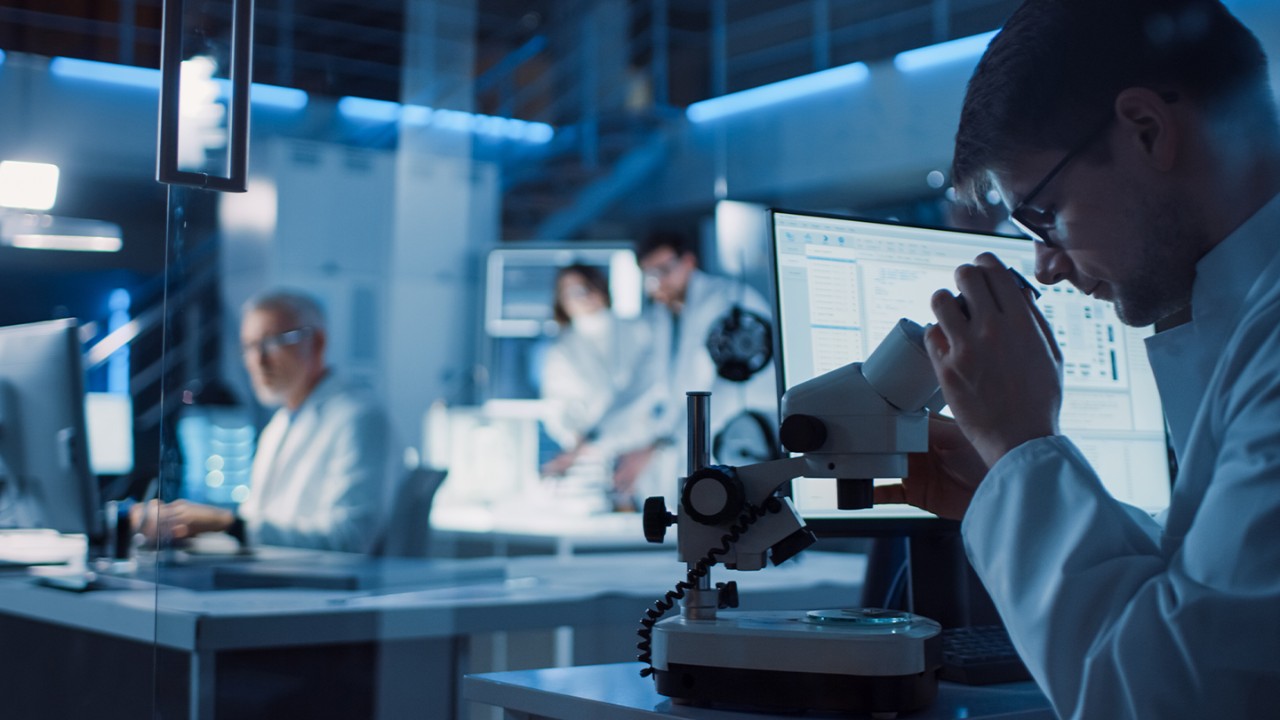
[876,0,1280,716]
[136,290,395,554]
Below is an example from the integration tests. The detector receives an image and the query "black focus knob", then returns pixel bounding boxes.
[681,465,746,526]
[780,413,827,453]
[642,496,676,543]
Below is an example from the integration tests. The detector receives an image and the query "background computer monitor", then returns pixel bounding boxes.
[85,392,135,478]
[770,210,1172,622]
[0,318,103,537]
[484,244,643,338]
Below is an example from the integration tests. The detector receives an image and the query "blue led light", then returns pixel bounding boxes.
[337,96,402,123]
[217,80,308,111]
[50,57,160,90]
[339,95,554,143]
[687,61,871,124]
[52,57,308,109]
[893,31,998,74]
[0,50,6,66]
[402,104,434,126]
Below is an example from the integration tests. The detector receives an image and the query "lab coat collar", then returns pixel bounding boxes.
[1188,192,1280,323]
[288,369,339,421]
[1146,191,1280,458]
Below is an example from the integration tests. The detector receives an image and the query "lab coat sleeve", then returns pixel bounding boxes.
[250,402,391,553]
[964,370,1280,720]
[540,340,588,449]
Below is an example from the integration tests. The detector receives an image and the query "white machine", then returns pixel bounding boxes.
[639,318,948,717]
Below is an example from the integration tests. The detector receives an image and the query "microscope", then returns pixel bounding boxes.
[639,318,947,717]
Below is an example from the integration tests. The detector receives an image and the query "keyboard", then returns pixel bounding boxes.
[940,625,1033,685]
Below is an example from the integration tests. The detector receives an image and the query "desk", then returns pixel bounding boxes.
[0,550,862,720]
[464,662,1055,720]
[432,506,665,557]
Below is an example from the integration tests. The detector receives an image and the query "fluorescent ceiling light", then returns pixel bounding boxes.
[0,161,59,210]
[9,234,122,252]
[893,31,998,73]
[687,62,871,124]
[339,96,555,143]
[338,96,402,123]
[1,213,122,253]
[51,57,308,110]
[50,57,160,89]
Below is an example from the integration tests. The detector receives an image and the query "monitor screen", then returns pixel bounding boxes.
[0,318,102,536]
[85,392,134,477]
[484,245,643,338]
[771,210,1172,532]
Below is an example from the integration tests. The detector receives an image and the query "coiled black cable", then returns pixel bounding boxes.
[635,496,784,677]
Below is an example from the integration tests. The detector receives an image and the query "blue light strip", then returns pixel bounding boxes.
[686,61,870,124]
[50,56,160,90]
[893,31,998,73]
[338,96,554,144]
[222,80,310,111]
[0,49,6,66]
[337,96,402,123]
[49,57,309,110]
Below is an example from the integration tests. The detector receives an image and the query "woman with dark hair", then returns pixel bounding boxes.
[540,264,651,510]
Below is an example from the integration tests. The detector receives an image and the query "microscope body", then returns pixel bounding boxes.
[641,318,945,716]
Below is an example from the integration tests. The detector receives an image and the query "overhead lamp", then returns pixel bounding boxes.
[893,31,998,74]
[0,161,60,211]
[1,212,123,253]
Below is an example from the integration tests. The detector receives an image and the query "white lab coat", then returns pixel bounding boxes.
[629,270,779,503]
[540,312,653,451]
[238,374,396,553]
[963,192,1280,719]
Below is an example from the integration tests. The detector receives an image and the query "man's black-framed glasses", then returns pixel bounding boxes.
[1007,115,1115,245]
[242,326,315,357]
[1009,91,1179,245]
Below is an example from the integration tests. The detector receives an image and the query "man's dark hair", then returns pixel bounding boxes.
[552,263,611,326]
[953,0,1273,206]
[636,229,699,264]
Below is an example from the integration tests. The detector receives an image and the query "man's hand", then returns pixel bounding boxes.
[874,415,988,520]
[613,444,656,496]
[926,253,1063,468]
[541,445,584,478]
[130,499,235,541]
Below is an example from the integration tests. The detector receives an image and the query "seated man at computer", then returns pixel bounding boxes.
[135,290,396,553]
[877,0,1280,717]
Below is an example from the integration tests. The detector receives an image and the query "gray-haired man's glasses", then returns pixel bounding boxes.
[242,326,314,357]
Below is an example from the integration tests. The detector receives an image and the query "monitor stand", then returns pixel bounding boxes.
[861,533,1001,629]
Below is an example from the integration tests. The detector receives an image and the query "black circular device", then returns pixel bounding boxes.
[705,306,773,382]
[681,465,746,525]
[713,410,779,466]
[779,413,827,453]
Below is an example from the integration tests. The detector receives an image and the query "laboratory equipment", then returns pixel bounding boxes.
[639,316,946,716]
[0,318,102,538]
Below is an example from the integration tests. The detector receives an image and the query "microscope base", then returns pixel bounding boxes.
[651,609,941,716]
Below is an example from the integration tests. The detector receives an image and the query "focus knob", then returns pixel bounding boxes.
[681,465,746,526]
[780,414,827,453]
[642,497,676,543]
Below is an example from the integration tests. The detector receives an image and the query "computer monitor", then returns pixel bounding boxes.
[484,244,643,338]
[771,210,1172,623]
[85,392,135,477]
[0,318,103,537]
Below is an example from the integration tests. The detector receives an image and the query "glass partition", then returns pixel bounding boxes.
[0,0,1139,717]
